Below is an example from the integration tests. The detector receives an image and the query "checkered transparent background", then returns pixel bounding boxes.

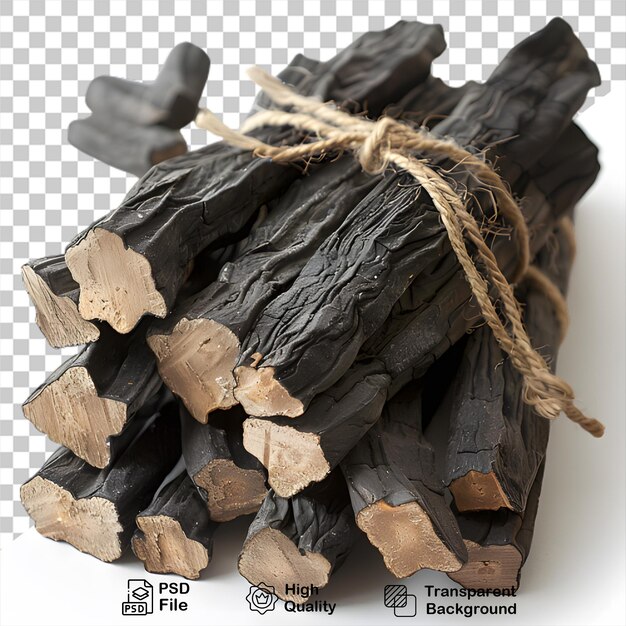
[0,0,624,548]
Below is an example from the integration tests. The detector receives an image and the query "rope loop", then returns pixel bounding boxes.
[195,66,604,438]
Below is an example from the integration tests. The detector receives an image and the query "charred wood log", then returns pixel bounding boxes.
[243,362,389,497]
[132,470,218,579]
[233,19,600,418]
[64,22,447,333]
[70,43,210,176]
[22,322,162,468]
[147,159,379,420]
[21,254,101,348]
[147,71,468,423]
[181,406,267,521]
[238,473,354,603]
[239,120,598,497]
[20,401,181,562]
[342,381,467,578]
[85,43,210,130]
[68,116,188,177]
[448,461,546,591]
[446,219,575,512]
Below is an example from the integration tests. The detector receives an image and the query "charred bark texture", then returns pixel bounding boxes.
[238,474,355,603]
[20,402,181,562]
[181,406,267,521]
[234,19,600,418]
[445,221,575,512]
[65,22,447,333]
[22,322,162,468]
[132,470,218,579]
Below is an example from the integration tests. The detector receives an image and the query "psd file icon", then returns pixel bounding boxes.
[384,584,417,617]
[122,579,154,615]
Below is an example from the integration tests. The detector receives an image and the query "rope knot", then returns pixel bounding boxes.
[358,116,398,174]
[194,66,605,438]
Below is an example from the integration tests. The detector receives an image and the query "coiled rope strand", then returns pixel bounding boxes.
[195,66,604,438]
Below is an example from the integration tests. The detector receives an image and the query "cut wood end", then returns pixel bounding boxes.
[357,500,464,578]
[21,476,123,562]
[195,458,267,522]
[21,264,100,348]
[447,540,522,591]
[133,515,209,580]
[23,366,127,468]
[243,418,330,497]
[148,317,240,423]
[65,227,167,334]
[450,470,513,512]
[238,527,332,604]
[234,364,304,418]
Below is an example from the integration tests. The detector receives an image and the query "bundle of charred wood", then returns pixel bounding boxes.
[20,18,602,600]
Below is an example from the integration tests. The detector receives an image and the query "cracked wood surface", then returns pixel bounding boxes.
[21,403,181,561]
[65,22,447,333]
[446,221,575,512]
[234,19,600,418]
[22,322,163,468]
[238,473,354,603]
[132,470,217,579]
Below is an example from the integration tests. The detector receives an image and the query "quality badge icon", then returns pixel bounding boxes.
[246,583,278,614]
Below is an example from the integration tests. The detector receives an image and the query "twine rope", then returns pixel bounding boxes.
[522,267,570,345]
[520,217,577,346]
[195,66,604,438]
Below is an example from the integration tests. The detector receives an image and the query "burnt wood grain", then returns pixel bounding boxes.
[64,22,448,333]
[132,470,218,579]
[233,18,600,418]
[20,402,181,562]
[445,220,575,512]
[22,321,162,468]
[181,405,267,521]
[238,474,355,603]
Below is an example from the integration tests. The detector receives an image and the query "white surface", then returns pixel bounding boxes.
[1,87,625,626]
